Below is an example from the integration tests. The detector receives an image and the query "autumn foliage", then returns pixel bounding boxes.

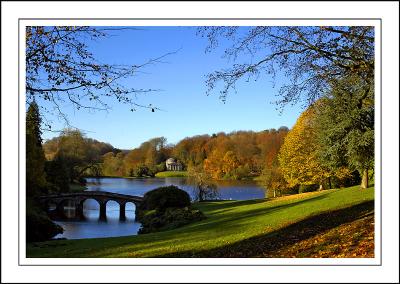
[43,128,289,181]
[278,107,330,188]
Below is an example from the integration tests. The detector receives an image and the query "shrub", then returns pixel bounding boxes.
[139,185,191,212]
[328,171,362,188]
[26,200,63,242]
[135,164,151,177]
[138,207,205,234]
[341,170,362,187]
[298,184,319,193]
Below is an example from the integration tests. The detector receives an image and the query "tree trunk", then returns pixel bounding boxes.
[328,177,332,189]
[199,187,204,202]
[318,184,324,191]
[361,169,369,189]
[273,189,276,198]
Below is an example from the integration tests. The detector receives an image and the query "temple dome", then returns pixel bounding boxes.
[166,158,176,165]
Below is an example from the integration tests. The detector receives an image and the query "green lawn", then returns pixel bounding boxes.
[155,171,188,178]
[26,185,374,258]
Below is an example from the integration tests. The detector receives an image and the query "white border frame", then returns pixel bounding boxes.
[2,2,398,283]
[18,18,382,267]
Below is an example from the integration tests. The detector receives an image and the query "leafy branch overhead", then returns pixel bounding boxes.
[26,26,176,122]
[199,26,374,108]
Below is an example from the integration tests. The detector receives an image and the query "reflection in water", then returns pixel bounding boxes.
[56,198,140,239]
[54,177,265,240]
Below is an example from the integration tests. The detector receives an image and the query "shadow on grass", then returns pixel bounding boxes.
[155,200,374,258]
[196,190,335,216]
[192,194,330,229]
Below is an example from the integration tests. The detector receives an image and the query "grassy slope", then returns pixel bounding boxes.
[155,171,188,178]
[27,186,374,258]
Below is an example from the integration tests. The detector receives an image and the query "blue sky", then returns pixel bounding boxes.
[42,27,303,149]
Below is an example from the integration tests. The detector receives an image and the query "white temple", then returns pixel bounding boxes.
[165,158,183,171]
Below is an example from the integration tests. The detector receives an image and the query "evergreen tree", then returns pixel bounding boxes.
[315,76,374,189]
[26,102,63,241]
[26,101,47,197]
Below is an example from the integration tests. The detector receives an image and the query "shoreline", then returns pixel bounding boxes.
[84,173,261,181]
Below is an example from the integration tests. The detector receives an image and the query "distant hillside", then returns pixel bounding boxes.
[43,134,121,161]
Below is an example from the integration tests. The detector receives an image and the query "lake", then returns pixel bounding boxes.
[54,177,266,239]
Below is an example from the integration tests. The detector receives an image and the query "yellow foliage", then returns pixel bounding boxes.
[222,151,240,174]
[334,167,353,180]
[278,106,330,187]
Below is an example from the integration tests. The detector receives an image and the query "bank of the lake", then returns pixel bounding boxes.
[27,185,374,258]
[155,171,187,178]
[50,177,266,240]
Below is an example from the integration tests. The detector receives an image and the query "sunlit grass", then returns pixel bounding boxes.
[155,171,188,178]
[27,185,374,258]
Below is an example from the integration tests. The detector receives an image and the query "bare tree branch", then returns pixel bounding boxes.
[26,26,177,126]
[198,26,374,109]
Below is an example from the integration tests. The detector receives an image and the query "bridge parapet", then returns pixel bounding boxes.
[38,191,143,221]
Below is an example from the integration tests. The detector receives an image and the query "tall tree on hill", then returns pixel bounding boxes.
[26,102,64,242]
[201,26,374,189]
[315,76,374,189]
[26,101,47,197]
[278,106,330,189]
[54,129,98,183]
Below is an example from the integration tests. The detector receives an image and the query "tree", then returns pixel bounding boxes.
[187,165,218,201]
[26,102,63,242]
[199,26,374,108]
[26,26,174,125]
[121,136,169,176]
[315,76,374,188]
[199,26,374,188]
[45,158,70,193]
[26,101,47,197]
[259,163,288,198]
[102,152,125,176]
[54,129,96,183]
[222,151,240,179]
[135,164,152,177]
[278,106,330,189]
[203,148,226,179]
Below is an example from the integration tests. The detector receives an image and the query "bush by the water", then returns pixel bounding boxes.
[138,185,191,212]
[136,185,205,234]
[26,200,63,242]
[138,207,205,234]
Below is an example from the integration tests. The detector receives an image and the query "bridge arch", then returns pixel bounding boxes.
[79,198,102,220]
[104,200,120,220]
[124,201,136,220]
[55,198,77,219]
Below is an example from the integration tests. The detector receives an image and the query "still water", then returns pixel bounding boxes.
[54,177,265,239]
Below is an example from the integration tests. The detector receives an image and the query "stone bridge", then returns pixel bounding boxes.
[38,191,143,221]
